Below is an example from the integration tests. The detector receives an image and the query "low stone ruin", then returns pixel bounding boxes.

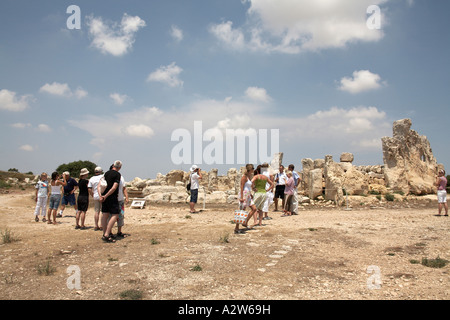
[126,119,445,206]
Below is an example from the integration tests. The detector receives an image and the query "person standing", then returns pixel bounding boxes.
[236,164,257,233]
[75,168,90,229]
[34,173,49,222]
[189,165,202,213]
[288,164,301,215]
[99,160,122,243]
[47,172,66,224]
[58,171,78,217]
[282,171,294,216]
[117,173,129,237]
[261,163,274,221]
[251,166,273,226]
[436,169,448,216]
[274,165,287,211]
[88,167,104,231]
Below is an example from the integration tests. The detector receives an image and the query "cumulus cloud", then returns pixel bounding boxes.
[170,25,184,42]
[110,93,129,105]
[245,86,272,103]
[147,62,184,88]
[338,70,386,94]
[0,89,32,112]
[19,144,34,152]
[123,124,154,138]
[37,124,52,133]
[86,13,146,57]
[39,82,88,99]
[210,0,386,53]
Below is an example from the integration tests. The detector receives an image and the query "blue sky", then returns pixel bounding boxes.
[1,0,449,180]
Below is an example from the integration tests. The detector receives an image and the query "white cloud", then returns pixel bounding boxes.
[209,21,246,51]
[39,82,88,99]
[86,13,146,57]
[0,89,32,112]
[245,86,272,103]
[123,124,154,138]
[210,0,387,53]
[338,70,386,94]
[147,62,184,88]
[170,25,184,42]
[110,93,129,105]
[19,144,34,152]
[11,123,31,129]
[37,124,52,133]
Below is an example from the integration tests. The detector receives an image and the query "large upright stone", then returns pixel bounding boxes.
[381,119,438,195]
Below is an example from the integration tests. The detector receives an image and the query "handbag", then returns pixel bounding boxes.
[233,203,249,225]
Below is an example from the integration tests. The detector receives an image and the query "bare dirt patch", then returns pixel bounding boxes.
[0,190,448,300]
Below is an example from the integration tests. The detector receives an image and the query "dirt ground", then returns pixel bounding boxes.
[0,189,448,301]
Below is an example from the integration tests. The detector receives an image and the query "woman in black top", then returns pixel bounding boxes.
[76,168,90,229]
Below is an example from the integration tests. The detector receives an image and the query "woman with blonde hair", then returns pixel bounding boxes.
[236,164,257,233]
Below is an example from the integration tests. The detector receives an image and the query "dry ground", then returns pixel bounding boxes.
[0,189,448,300]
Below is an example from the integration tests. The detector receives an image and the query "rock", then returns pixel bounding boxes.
[165,170,185,186]
[340,152,354,163]
[382,119,438,195]
[309,169,323,200]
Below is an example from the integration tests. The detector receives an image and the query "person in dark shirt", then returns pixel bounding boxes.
[100,160,122,242]
[75,168,90,229]
[58,172,78,217]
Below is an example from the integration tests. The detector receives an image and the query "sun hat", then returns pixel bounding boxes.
[80,168,89,176]
[190,165,198,172]
[95,166,103,173]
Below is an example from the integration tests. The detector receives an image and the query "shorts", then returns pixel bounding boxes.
[190,189,198,203]
[117,201,125,227]
[93,199,102,212]
[49,194,61,210]
[77,195,89,212]
[62,193,76,206]
[101,197,121,214]
[275,185,285,199]
[437,190,447,203]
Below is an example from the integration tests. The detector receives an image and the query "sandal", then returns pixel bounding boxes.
[102,235,116,243]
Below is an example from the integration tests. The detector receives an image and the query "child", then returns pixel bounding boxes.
[34,173,49,222]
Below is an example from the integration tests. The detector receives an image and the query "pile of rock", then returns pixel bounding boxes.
[125,119,444,206]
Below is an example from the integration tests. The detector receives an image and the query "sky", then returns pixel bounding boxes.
[1,0,449,180]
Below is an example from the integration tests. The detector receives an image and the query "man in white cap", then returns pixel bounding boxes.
[189,165,202,213]
[88,166,104,231]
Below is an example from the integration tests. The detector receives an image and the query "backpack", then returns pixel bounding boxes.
[99,176,107,194]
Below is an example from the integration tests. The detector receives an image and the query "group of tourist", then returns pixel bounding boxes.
[32,160,129,243]
[233,163,301,234]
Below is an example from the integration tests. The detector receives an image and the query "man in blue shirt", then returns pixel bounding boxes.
[58,171,78,217]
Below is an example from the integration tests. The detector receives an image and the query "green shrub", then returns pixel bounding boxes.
[384,193,395,202]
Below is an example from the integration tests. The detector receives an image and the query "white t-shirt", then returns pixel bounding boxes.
[276,172,288,186]
[118,176,126,201]
[190,173,200,190]
[88,174,103,200]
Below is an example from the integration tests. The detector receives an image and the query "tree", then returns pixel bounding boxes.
[56,160,97,179]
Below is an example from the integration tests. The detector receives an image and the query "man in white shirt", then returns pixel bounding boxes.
[88,167,104,231]
[274,165,288,211]
[189,165,202,213]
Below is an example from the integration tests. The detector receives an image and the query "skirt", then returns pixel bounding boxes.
[253,192,267,211]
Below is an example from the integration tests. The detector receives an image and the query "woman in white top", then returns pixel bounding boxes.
[236,164,257,233]
[47,172,66,224]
